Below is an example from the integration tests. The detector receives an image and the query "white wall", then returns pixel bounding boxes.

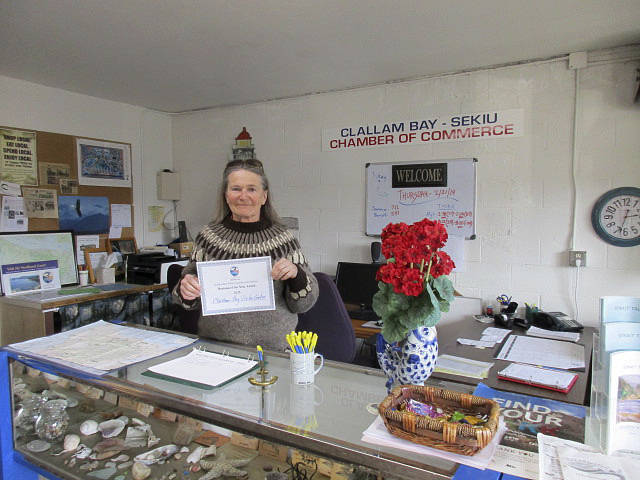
[0,75,174,247]
[172,47,640,327]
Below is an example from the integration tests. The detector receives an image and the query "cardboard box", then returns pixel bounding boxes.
[170,241,193,258]
[291,450,333,477]
[230,432,260,450]
[258,440,289,462]
[96,267,116,284]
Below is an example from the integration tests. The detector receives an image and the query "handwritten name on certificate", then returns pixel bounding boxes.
[197,256,275,316]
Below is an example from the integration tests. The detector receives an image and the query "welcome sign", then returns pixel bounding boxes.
[322,108,524,151]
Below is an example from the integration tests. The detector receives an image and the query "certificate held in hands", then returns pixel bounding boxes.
[197,256,275,316]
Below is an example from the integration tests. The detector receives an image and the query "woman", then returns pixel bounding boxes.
[173,159,319,351]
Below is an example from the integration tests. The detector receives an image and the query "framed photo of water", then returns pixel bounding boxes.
[0,231,78,294]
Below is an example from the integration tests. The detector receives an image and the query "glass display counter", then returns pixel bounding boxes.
[2,336,474,480]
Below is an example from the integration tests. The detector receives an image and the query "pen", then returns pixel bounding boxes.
[285,334,298,353]
[310,332,318,352]
[256,345,263,362]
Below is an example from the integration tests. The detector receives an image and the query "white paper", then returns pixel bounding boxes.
[148,348,257,387]
[361,320,382,328]
[108,226,122,238]
[75,235,100,265]
[197,256,275,316]
[457,338,495,348]
[496,335,585,370]
[362,415,506,470]
[558,445,639,480]
[0,195,27,231]
[526,326,580,342]
[7,320,196,375]
[537,433,599,480]
[111,204,132,227]
[482,327,511,342]
[0,180,21,196]
[434,354,493,378]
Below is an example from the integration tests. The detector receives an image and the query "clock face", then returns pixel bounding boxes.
[591,187,640,247]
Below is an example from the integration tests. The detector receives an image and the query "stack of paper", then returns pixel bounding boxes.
[526,326,580,342]
[362,415,506,470]
[434,354,494,379]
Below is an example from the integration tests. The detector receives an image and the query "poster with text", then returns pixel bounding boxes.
[0,129,37,185]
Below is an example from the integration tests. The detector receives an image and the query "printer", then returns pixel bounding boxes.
[126,252,180,285]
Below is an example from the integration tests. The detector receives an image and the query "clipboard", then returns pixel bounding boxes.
[142,347,259,390]
[497,363,578,394]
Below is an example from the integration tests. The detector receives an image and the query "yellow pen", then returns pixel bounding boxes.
[287,334,298,352]
[310,332,318,352]
[256,345,263,362]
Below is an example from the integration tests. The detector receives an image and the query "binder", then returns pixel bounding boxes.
[142,347,259,390]
[497,363,578,394]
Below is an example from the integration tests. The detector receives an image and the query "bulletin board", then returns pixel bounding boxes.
[0,126,134,247]
[365,158,476,238]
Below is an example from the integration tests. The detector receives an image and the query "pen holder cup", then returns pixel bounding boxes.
[290,351,323,385]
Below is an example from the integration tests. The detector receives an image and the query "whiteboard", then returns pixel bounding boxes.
[366,158,476,237]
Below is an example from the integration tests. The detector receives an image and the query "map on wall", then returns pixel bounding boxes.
[0,231,78,288]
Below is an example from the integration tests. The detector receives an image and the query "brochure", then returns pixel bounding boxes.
[606,350,640,455]
[601,297,640,352]
[473,383,586,480]
[1,260,60,295]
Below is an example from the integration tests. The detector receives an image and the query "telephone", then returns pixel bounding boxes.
[532,311,583,332]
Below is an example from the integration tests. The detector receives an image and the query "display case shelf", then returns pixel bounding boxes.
[2,335,473,480]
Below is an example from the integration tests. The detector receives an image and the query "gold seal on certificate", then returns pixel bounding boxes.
[196,256,276,316]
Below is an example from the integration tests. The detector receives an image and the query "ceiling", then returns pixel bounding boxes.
[1,1,639,113]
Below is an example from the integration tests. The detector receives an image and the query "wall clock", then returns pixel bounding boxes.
[591,187,640,247]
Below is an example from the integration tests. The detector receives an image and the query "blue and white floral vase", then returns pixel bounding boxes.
[376,326,438,392]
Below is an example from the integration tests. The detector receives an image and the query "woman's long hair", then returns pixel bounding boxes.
[213,159,283,226]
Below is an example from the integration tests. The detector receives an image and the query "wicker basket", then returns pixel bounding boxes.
[378,385,500,455]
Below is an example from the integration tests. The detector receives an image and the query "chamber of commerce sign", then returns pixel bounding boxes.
[322,109,523,151]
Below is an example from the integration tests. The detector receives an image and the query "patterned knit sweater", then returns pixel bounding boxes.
[172,215,319,351]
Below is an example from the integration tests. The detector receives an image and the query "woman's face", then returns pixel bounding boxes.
[225,169,267,222]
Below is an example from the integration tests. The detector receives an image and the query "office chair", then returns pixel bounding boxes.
[166,264,199,334]
[296,272,357,363]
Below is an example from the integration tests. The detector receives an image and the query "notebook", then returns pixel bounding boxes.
[143,348,258,389]
[497,363,578,393]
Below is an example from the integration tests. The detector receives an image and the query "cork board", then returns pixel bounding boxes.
[0,126,134,247]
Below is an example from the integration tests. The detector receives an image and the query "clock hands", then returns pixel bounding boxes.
[621,209,639,226]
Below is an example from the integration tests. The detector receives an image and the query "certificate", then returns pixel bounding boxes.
[197,256,275,316]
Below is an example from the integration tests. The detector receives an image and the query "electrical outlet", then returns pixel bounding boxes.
[569,250,587,267]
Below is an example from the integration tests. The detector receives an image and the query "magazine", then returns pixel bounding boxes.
[607,350,640,455]
[473,383,586,480]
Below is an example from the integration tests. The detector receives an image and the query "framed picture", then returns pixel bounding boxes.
[107,237,138,255]
[76,137,132,188]
[84,247,108,284]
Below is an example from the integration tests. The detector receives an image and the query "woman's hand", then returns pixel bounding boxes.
[272,258,298,281]
[179,273,201,300]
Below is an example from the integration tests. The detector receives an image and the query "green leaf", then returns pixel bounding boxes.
[433,275,455,302]
[381,317,408,343]
[388,291,411,312]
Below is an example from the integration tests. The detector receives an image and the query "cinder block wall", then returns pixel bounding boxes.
[172,47,640,326]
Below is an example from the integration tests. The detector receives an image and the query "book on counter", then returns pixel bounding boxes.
[497,363,578,394]
[473,383,586,480]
